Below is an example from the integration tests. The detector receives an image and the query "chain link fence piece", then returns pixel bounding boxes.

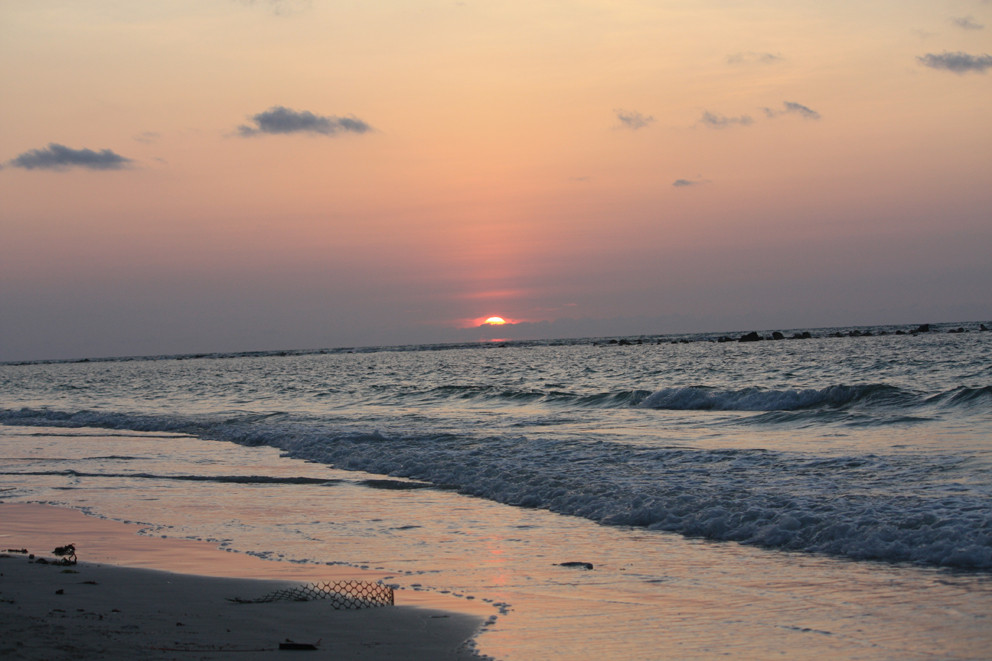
[231,580,394,610]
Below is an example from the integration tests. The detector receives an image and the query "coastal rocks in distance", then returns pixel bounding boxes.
[735,330,812,342]
[594,322,987,348]
[557,561,594,570]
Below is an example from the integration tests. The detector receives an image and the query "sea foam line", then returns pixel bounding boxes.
[3,407,990,570]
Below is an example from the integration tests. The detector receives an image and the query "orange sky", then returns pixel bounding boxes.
[1,0,990,360]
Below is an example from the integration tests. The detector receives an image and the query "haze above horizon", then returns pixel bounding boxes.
[1,1,989,362]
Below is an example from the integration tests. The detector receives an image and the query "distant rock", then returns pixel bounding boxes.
[557,561,594,570]
[913,324,931,334]
[771,331,785,340]
[739,331,762,342]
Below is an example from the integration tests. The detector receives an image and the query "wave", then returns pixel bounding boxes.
[2,406,991,570]
[279,432,992,570]
[638,384,918,411]
[392,384,651,408]
[389,384,990,421]
[926,385,992,408]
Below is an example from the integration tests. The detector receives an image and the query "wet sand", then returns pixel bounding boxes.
[0,503,486,660]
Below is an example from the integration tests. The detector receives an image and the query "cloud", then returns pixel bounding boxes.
[763,101,822,120]
[134,131,161,144]
[672,178,707,188]
[7,143,132,171]
[615,109,655,130]
[699,111,753,129]
[237,106,373,136]
[917,51,992,73]
[951,16,984,30]
[726,51,783,65]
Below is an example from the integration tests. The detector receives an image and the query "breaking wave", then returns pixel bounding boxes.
[396,383,991,420]
[638,384,915,411]
[2,405,990,570]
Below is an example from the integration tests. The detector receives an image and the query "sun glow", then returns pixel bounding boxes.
[455,315,520,330]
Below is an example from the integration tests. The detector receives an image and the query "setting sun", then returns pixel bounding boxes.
[484,316,507,325]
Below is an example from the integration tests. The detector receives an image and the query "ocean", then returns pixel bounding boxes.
[2,321,991,659]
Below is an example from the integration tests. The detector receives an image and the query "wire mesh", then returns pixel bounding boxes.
[232,580,394,610]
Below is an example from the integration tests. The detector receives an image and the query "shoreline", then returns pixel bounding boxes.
[0,503,488,660]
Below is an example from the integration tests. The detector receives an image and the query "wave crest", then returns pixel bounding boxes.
[3,403,991,570]
[638,384,913,412]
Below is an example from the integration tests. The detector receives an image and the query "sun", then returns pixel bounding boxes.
[460,315,516,329]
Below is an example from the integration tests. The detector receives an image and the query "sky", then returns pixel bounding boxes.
[1,0,990,361]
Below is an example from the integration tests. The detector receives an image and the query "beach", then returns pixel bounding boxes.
[4,0,990,657]
[2,328,991,659]
[0,503,486,660]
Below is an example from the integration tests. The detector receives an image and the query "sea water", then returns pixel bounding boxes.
[2,322,991,659]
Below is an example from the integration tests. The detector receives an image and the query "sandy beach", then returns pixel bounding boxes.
[0,504,487,660]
